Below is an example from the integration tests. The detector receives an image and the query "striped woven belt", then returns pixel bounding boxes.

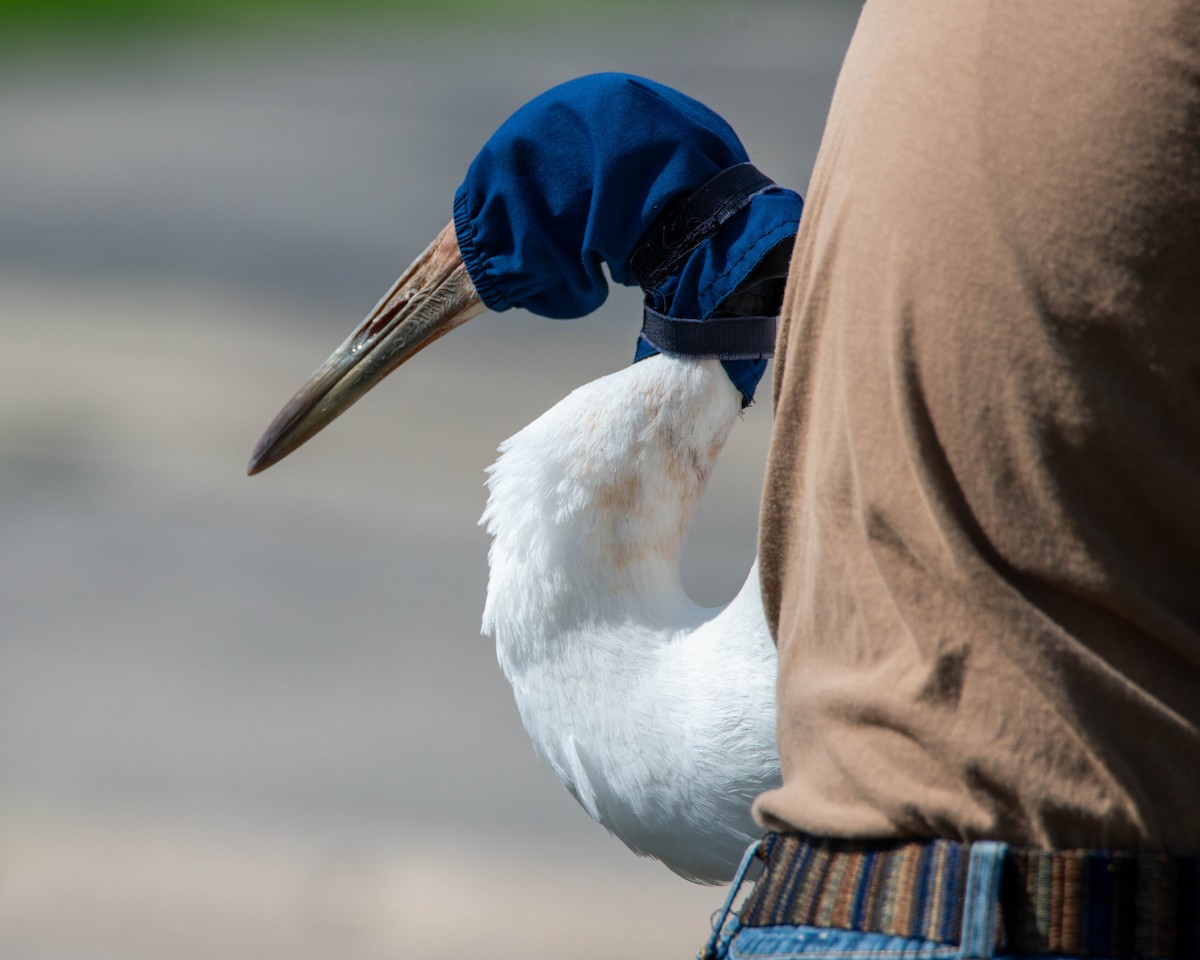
[739,832,1200,958]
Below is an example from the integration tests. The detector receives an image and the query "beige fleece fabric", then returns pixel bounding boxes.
[757,0,1200,851]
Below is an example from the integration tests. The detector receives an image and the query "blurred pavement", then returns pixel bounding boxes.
[0,4,860,957]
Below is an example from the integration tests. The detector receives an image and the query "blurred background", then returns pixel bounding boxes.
[0,2,860,957]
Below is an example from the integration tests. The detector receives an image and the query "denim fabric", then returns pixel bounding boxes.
[729,925,962,959]
[727,926,1098,960]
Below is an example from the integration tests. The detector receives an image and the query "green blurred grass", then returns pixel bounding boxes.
[0,0,659,36]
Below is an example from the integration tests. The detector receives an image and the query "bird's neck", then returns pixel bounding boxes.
[480,355,743,665]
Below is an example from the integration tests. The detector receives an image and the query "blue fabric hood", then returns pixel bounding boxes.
[452,73,801,403]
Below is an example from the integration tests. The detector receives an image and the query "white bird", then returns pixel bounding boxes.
[248,75,791,883]
[480,336,779,883]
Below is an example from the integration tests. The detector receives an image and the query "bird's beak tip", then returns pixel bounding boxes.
[247,447,277,477]
[246,408,292,476]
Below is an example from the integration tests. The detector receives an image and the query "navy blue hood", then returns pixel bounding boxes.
[452,73,801,403]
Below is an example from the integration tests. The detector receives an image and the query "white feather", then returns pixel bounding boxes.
[481,352,779,884]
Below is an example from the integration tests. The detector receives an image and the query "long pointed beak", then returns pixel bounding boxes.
[248,221,485,476]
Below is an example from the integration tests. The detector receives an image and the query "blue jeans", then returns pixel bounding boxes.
[702,841,1108,960]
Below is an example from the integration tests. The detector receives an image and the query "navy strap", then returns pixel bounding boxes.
[630,162,778,292]
[640,305,777,360]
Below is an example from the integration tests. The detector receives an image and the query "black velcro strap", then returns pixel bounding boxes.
[630,162,777,292]
[641,304,777,360]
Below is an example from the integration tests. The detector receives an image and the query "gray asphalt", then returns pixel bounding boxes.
[0,5,860,957]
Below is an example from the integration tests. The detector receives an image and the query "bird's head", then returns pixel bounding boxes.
[249,73,801,476]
